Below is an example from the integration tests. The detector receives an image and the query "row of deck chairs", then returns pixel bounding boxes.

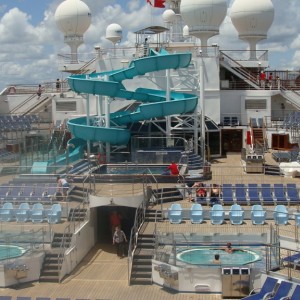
[194,183,299,206]
[0,183,59,204]
[0,114,39,132]
[241,276,300,300]
[168,203,293,225]
[0,202,61,224]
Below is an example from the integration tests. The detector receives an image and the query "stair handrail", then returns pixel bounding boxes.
[220,51,260,88]
[128,194,149,285]
[57,201,89,282]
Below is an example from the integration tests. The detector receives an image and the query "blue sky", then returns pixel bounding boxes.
[0,0,299,91]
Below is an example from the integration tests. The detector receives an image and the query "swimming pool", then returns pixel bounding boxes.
[177,247,261,266]
[98,164,167,175]
[0,245,27,260]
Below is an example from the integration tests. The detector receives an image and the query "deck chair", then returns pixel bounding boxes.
[210,204,224,225]
[168,203,183,224]
[235,184,247,205]
[273,205,289,225]
[248,184,261,205]
[222,184,234,205]
[274,184,288,204]
[47,203,62,224]
[261,184,274,205]
[15,202,30,222]
[223,116,231,126]
[257,117,264,128]
[287,183,299,203]
[0,202,14,222]
[266,281,292,300]
[229,203,244,225]
[251,205,266,225]
[31,203,45,223]
[281,284,300,300]
[231,116,239,126]
[190,203,203,224]
[282,252,300,269]
[242,277,278,300]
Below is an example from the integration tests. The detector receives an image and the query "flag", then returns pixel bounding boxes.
[147,0,165,8]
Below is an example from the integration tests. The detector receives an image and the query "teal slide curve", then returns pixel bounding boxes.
[67,50,198,145]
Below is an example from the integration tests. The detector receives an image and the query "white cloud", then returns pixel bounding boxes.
[0,0,300,90]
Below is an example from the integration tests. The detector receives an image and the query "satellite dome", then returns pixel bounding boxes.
[230,0,274,39]
[183,25,189,37]
[55,0,91,36]
[230,0,274,59]
[163,9,176,23]
[106,24,123,44]
[180,0,227,40]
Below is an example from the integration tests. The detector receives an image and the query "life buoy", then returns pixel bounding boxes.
[98,153,106,164]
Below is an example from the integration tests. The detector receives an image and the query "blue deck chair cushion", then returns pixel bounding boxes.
[15,202,30,222]
[261,184,274,204]
[273,205,289,225]
[31,203,45,223]
[251,205,266,225]
[274,184,288,204]
[190,203,203,224]
[267,281,292,300]
[222,184,234,204]
[248,184,261,204]
[210,204,224,225]
[235,184,247,204]
[287,183,299,202]
[168,203,182,224]
[241,277,278,300]
[229,204,244,225]
[287,284,300,300]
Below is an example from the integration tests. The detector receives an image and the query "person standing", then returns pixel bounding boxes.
[37,84,42,99]
[260,71,266,89]
[110,211,122,237]
[113,226,127,258]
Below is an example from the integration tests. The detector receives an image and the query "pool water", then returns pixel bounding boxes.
[0,245,26,260]
[103,165,167,175]
[177,248,261,266]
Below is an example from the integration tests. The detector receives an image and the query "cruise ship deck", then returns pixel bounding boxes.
[1,152,299,300]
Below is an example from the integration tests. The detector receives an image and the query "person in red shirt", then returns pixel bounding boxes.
[259,71,266,89]
[110,211,122,237]
[168,161,179,175]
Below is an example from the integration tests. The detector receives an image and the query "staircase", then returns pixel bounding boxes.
[39,232,73,282]
[130,209,162,285]
[186,152,203,170]
[151,187,183,204]
[68,207,87,222]
[39,253,60,282]
[252,128,264,146]
[68,186,89,202]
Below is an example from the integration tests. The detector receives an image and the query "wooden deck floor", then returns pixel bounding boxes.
[1,152,300,299]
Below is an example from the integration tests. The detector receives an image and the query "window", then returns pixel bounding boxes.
[245,99,266,110]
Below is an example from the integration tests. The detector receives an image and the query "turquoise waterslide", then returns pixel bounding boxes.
[67,50,198,145]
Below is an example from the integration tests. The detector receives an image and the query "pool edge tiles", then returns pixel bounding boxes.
[176,247,261,266]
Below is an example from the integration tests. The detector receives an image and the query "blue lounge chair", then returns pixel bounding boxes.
[168,203,182,224]
[15,202,30,222]
[251,117,258,128]
[273,205,289,225]
[229,203,244,225]
[281,284,300,300]
[190,203,203,224]
[235,184,247,205]
[287,183,299,203]
[248,184,261,205]
[282,252,300,269]
[210,204,224,225]
[47,203,62,224]
[241,277,278,300]
[0,296,12,300]
[267,281,292,300]
[31,203,45,223]
[261,184,274,205]
[251,205,266,225]
[274,184,288,204]
[0,202,14,222]
[222,184,234,205]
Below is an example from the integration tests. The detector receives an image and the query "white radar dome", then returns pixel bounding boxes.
[180,0,227,40]
[183,25,189,37]
[106,23,123,44]
[230,0,274,39]
[163,9,176,23]
[55,0,91,36]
